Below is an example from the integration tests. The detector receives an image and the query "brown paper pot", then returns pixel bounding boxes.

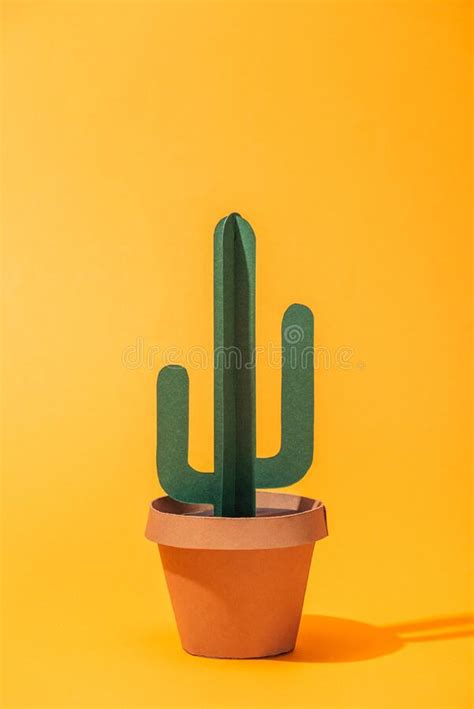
[145,490,328,659]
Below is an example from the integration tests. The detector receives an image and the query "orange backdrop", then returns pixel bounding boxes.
[2,1,472,707]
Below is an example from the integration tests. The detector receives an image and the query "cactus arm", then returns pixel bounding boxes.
[255,304,314,488]
[157,365,216,506]
[214,214,256,516]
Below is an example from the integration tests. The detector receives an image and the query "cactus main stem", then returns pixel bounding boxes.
[214,214,256,516]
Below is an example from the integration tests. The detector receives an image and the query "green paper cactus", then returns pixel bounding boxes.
[157,213,314,517]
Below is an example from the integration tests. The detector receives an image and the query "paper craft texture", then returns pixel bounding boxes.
[146,491,328,550]
[150,214,325,657]
[147,491,328,658]
[157,213,314,516]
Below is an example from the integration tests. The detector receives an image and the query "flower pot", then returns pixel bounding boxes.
[146,490,328,659]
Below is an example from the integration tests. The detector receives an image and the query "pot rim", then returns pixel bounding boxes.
[145,490,328,550]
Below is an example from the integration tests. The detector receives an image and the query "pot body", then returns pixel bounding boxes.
[146,491,328,659]
[159,542,314,658]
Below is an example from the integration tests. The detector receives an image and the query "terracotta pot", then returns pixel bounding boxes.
[145,490,328,658]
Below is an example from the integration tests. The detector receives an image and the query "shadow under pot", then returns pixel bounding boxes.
[145,490,328,659]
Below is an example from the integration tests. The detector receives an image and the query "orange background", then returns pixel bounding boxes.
[2,1,472,707]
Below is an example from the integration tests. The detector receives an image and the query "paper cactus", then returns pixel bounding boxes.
[157,213,314,517]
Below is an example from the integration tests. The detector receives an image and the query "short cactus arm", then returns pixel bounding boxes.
[157,365,215,505]
[255,304,314,487]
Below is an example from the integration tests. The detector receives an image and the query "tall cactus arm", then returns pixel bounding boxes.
[214,214,256,516]
[255,303,314,488]
[157,365,216,506]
